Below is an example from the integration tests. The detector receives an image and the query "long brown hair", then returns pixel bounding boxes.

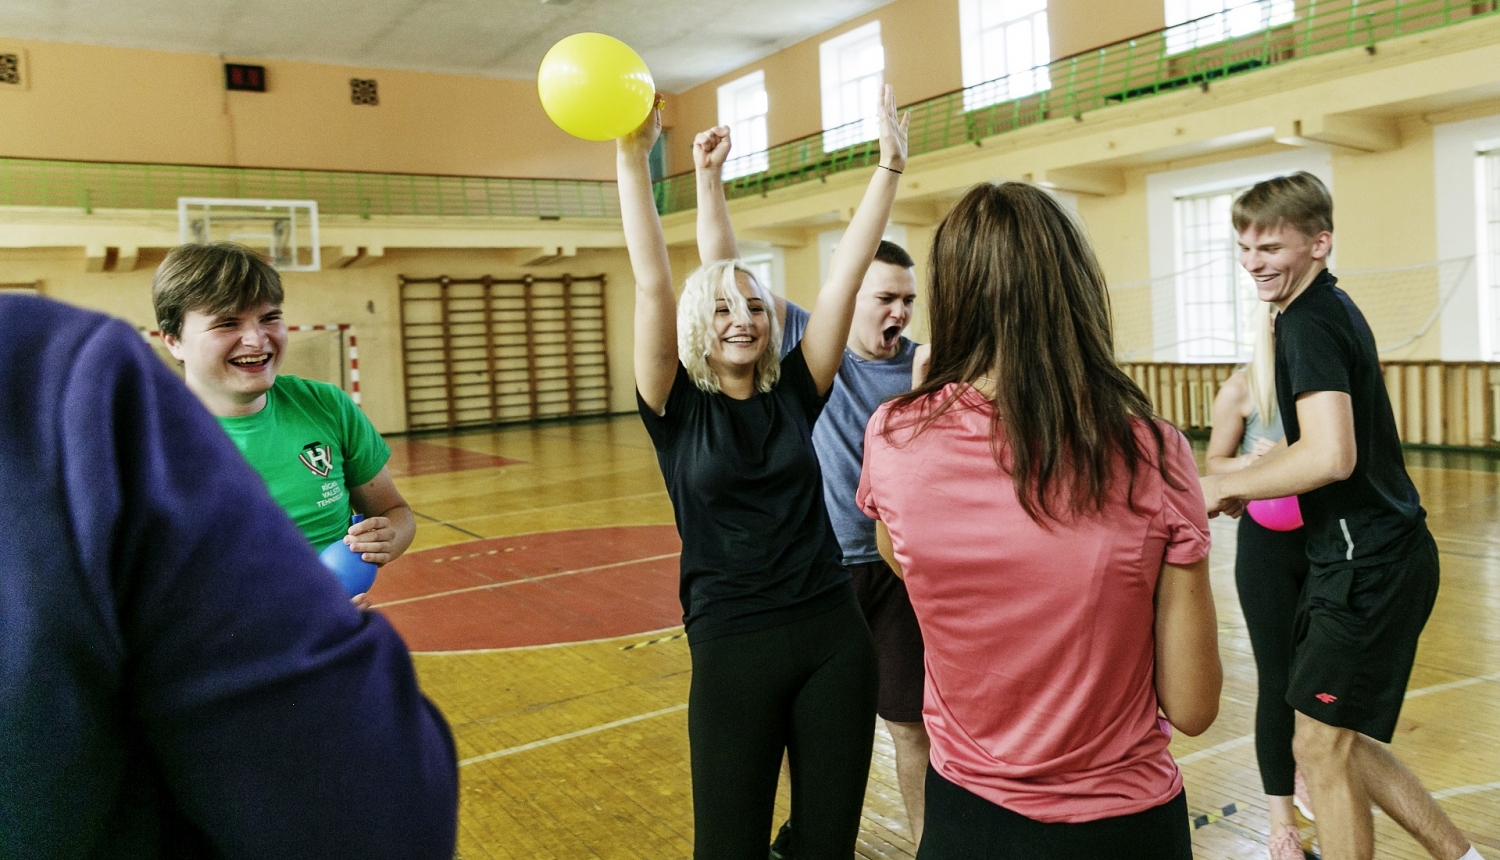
[886,182,1172,524]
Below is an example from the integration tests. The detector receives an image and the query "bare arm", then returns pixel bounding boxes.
[802,85,908,394]
[876,519,902,579]
[694,126,740,264]
[617,96,679,416]
[1204,374,1252,475]
[346,467,416,565]
[911,343,931,389]
[1153,557,1221,736]
[1202,390,1355,515]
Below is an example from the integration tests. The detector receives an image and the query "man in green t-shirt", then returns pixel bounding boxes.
[153,243,416,605]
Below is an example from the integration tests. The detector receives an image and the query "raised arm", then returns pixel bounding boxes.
[695,126,740,264]
[617,96,679,415]
[801,85,909,394]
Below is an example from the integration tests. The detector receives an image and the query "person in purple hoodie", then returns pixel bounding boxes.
[0,294,458,860]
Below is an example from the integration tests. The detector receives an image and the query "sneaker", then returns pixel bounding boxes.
[768,820,793,860]
[1269,824,1304,860]
[1293,770,1315,821]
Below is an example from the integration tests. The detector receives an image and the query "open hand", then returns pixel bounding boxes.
[694,126,732,171]
[878,84,910,173]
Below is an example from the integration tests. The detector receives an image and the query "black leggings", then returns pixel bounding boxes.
[1234,514,1309,797]
[687,597,878,860]
[916,766,1192,859]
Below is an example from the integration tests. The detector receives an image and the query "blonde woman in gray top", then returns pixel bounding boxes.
[1205,305,1311,860]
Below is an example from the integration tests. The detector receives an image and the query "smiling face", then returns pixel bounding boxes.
[1238,221,1332,310]
[164,301,288,417]
[707,271,770,375]
[848,260,917,361]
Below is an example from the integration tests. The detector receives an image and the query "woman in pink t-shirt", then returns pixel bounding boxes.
[857,182,1223,859]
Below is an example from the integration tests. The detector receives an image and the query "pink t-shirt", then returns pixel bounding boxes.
[856,385,1210,823]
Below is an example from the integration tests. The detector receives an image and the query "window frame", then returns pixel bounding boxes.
[958,0,1052,112]
[818,21,885,153]
[1163,0,1295,56]
[717,70,770,180]
[1173,186,1257,362]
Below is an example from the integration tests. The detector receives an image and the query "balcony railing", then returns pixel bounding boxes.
[0,159,620,219]
[655,0,1499,213]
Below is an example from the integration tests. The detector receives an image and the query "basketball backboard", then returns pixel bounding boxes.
[177,198,320,271]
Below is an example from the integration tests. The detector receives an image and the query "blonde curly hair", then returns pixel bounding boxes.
[678,259,781,394]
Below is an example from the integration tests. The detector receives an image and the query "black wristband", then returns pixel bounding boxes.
[878,164,903,174]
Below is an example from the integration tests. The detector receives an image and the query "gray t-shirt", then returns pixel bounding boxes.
[782,301,917,565]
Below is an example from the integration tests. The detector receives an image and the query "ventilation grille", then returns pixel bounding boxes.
[0,54,21,87]
[350,78,378,106]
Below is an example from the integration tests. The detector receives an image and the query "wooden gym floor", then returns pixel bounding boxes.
[371,416,1499,859]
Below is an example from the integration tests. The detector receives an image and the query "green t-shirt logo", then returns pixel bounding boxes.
[299,442,334,477]
[217,376,391,550]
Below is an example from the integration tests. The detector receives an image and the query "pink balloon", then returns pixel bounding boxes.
[1247,496,1303,532]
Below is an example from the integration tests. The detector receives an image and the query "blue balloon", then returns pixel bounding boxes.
[319,514,378,596]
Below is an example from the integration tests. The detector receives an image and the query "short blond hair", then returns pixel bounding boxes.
[1232,171,1333,239]
[678,260,781,394]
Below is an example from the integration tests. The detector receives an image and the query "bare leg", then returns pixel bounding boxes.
[1294,713,1373,860]
[1350,735,1470,860]
[885,719,930,846]
[1268,795,1298,831]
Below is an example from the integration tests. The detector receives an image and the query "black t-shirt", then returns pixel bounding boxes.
[1275,270,1425,567]
[637,346,852,643]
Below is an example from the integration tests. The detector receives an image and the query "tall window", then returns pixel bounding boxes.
[718,71,769,179]
[819,21,884,152]
[1164,0,1294,55]
[959,0,1051,111]
[741,253,777,296]
[1480,148,1500,358]
[1175,187,1256,361]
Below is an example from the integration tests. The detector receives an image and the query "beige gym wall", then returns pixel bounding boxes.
[0,39,618,180]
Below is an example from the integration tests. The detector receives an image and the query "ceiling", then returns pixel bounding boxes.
[0,0,899,92]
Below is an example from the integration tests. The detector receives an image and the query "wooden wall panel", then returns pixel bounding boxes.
[399,274,610,432]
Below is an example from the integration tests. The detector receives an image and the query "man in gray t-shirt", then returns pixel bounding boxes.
[778,240,931,849]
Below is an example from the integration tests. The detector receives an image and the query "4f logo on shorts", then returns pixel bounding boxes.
[299,441,334,477]
[1315,692,1338,704]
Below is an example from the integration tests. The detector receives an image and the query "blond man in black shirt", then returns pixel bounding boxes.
[1201,173,1481,860]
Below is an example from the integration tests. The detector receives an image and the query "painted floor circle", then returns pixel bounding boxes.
[369,525,682,651]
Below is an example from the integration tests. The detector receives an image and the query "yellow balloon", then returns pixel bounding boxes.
[537,33,656,142]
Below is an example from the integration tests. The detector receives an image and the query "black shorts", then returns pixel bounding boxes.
[917,766,1191,860]
[1286,527,1440,742]
[847,559,925,723]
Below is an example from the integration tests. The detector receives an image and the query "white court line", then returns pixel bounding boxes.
[1431,780,1500,800]
[373,552,680,608]
[412,625,684,656]
[1179,671,1500,766]
[1403,670,1500,700]
[459,703,687,768]
[1176,734,1256,766]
